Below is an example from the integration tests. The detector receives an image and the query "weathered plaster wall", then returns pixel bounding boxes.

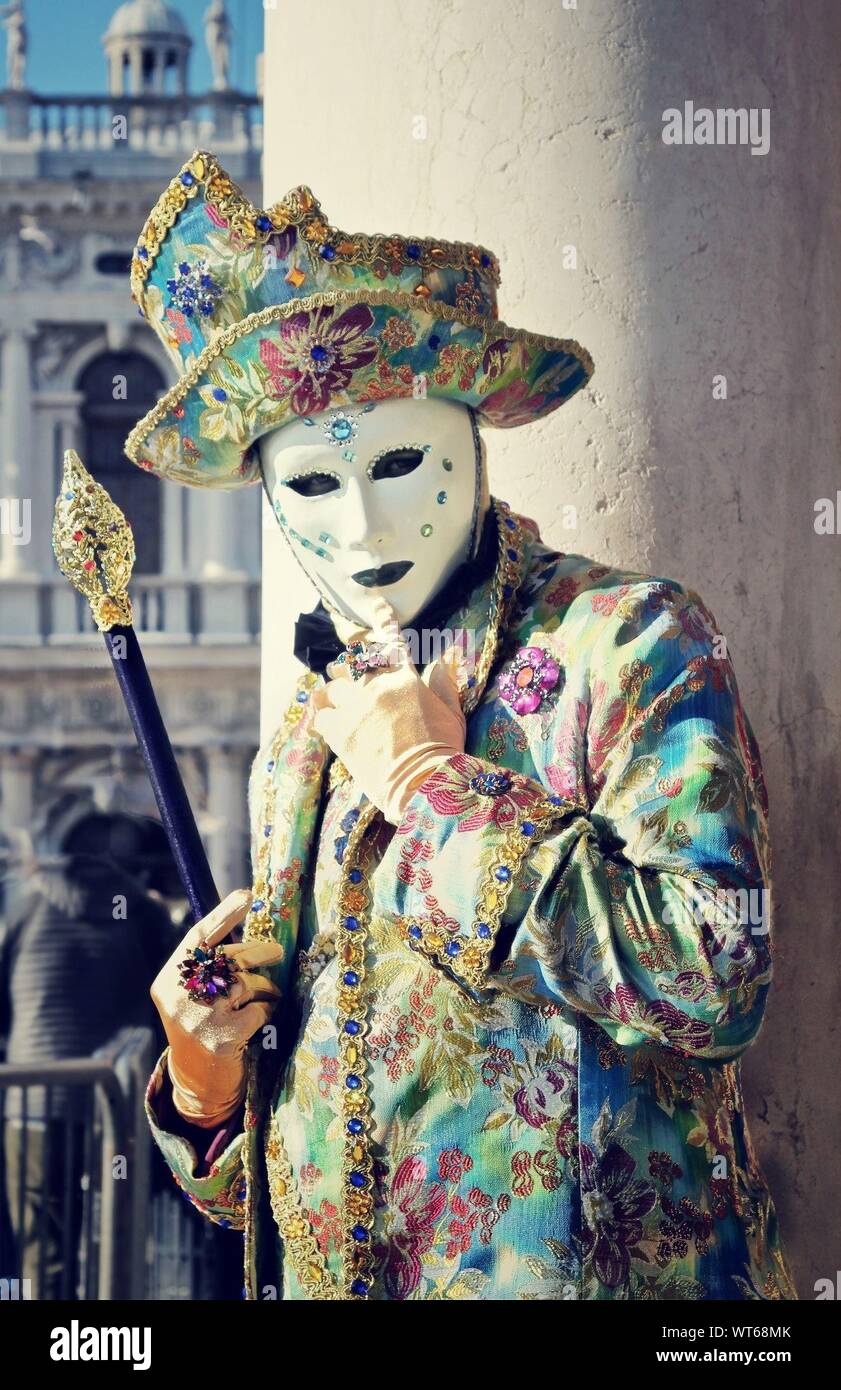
[263,0,841,1296]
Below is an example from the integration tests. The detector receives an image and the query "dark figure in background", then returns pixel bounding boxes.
[0,813,174,1299]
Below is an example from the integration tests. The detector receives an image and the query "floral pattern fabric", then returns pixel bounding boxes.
[145,504,796,1301]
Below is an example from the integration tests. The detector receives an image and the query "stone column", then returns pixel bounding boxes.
[263,0,841,1298]
[205,745,249,896]
[0,326,40,641]
[0,748,36,836]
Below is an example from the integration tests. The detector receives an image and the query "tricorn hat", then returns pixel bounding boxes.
[124,150,594,489]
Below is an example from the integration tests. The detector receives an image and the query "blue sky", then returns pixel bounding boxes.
[12,0,263,96]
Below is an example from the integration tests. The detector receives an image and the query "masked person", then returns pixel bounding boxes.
[133,152,795,1301]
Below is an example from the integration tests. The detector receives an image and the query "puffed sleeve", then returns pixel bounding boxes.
[144,1046,247,1229]
[377,579,772,1062]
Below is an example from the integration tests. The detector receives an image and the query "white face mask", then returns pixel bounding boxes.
[259,398,483,630]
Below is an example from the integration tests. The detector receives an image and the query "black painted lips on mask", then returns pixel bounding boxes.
[351,560,414,588]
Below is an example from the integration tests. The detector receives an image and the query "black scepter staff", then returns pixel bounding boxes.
[52,449,218,923]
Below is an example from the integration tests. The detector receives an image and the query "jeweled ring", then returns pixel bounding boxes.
[177,942,238,1002]
[335,639,392,681]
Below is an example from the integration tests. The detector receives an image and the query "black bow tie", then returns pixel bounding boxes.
[293,504,500,676]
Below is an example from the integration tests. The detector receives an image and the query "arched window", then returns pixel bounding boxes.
[77,352,166,574]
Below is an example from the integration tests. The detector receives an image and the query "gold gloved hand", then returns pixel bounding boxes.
[311,596,467,824]
[150,889,284,1128]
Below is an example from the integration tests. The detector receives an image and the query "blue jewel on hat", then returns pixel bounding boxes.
[166,257,223,319]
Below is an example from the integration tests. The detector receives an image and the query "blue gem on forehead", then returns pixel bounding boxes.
[324,411,357,445]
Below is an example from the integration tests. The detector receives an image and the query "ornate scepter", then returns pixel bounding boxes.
[52,449,219,923]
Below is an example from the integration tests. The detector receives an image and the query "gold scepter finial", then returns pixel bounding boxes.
[52,449,135,632]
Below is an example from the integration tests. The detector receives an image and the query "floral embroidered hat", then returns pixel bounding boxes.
[124,150,595,489]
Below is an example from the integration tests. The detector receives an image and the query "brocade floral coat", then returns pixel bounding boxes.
[145,496,796,1301]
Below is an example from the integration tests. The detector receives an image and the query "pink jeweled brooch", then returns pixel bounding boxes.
[498,644,560,715]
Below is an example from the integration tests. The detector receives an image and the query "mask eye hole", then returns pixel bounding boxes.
[368,447,424,482]
[283,472,340,498]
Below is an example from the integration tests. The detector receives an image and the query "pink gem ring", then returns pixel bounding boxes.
[335,639,393,681]
[177,941,238,1003]
[498,644,560,715]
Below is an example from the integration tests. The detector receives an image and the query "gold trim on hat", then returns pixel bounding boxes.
[124,286,595,466]
[130,149,502,312]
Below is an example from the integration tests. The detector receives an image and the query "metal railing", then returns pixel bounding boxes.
[0,1027,154,1300]
[0,1027,245,1301]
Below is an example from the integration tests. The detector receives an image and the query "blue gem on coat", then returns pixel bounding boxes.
[180,171,195,186]
[351,1225,369,1242]
[296,690,308,702]
[255,214,273,232]
[348,867,362,883]
[349,1171,367,1188]
[506,548,518,562]
[346,1074,362,1089]
[504,516,516,529]
[548,794,563,806]
[408,924,423,939]
[310,344,328,362]
[137,245,148,259]
[445,939,462,956]
[250,899,264,912]
[319,244,336,260]
[406,243,421,259]
[347,1118,363,1135]
[477,923,491,938]
[351,1278,369,1296]
[521,821,535,836]
[344,1020,361,1035]
[469,771,511,796]
[495,865,512,882]
[344,915,360,931]
[343,970,360,986]
[428,333,441,350]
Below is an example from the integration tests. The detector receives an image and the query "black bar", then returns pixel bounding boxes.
[104,625,219,923]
